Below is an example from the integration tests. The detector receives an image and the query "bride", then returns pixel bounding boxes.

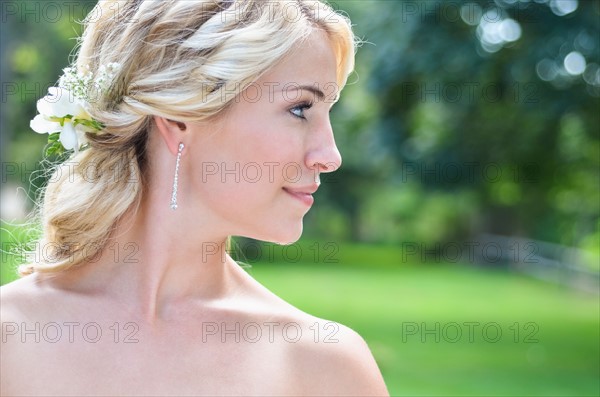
[1,1,389,395]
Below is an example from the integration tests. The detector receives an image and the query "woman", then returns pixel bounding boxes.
[1,0,389,395]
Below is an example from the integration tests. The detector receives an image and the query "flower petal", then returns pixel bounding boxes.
[36,96,54,117]
[72,104,92,120]
[60,122,78,150]
[53,89,80,118]
[30,114,61,134]
[74,124,90,146]
[37,87,83,118]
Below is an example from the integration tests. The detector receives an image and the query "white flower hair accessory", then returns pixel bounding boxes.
[30,63,121,156]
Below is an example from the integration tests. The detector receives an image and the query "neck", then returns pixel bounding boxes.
[50,191,243,323]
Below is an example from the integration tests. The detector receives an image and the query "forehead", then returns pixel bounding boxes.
[255,29,338,94]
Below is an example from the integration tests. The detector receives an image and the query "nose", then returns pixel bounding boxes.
[305,118,342,174]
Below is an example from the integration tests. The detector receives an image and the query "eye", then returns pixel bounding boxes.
[290,101,313,120]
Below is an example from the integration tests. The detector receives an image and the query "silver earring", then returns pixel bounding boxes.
[170,142,184,210]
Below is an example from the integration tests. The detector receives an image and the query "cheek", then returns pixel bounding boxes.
[187,154,283,207]
[233,132,303,183]
[187,118,303,198]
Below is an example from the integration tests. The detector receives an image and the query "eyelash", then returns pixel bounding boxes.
[290,101,314,120]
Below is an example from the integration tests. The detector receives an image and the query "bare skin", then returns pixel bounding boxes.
[0,29,389,396]
[1,260,388,396]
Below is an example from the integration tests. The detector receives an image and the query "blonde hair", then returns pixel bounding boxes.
[19,0,357,276]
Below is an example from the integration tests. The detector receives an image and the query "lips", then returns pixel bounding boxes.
[283,184,319,206]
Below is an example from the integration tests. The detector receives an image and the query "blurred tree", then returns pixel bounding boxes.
[325,0,599,251]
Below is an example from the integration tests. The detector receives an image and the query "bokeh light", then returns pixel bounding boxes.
[476,8,522,53]
[564,51,587,76]
[549,0,579,16]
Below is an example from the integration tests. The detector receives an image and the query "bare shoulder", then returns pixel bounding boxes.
[242,299,389,395]
[290,316,390,396]
[0,275,61,349]
[0,275,43,320]
[239,268,389,396]
[0,276,51,395]
[1,274,84,346]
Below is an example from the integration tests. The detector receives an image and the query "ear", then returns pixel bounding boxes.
[153,116,187,156]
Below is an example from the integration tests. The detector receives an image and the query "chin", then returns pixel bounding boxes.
[252,223,304,245]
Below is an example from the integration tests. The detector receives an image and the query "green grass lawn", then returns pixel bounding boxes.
[247,261,600,396]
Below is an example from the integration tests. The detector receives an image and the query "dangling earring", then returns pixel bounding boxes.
[170,142,184,210]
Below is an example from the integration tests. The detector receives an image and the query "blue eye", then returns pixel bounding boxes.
[290,102,313,119]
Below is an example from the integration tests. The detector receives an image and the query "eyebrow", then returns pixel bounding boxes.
[285,85,326,101]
